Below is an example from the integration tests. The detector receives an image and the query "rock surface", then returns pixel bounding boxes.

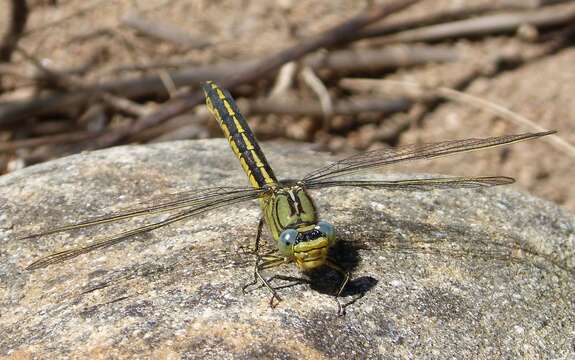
[1,139,574,359]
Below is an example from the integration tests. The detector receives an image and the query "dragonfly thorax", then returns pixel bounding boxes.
[261,183,318,240]
[261,183,336,270]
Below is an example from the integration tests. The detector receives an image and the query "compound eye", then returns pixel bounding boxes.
[279,228,298,245]
[316,221,335,243]
[278,228,298,256]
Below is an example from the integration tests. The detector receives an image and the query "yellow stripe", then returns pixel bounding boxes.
[229,137,240,157]
[249,174,259,188]
[202,81,278,189]
[239,157,249,173]
[220,122,231,139]
[260,167,273,183]
[251,150,264,167]
[241,133,254,150]
[223,99,235,115]
[215,86,226,100]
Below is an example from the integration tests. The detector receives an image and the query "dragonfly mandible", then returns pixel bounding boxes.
[22,81,555,314]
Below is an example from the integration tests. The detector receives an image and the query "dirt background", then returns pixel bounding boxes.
[1,0,574,212]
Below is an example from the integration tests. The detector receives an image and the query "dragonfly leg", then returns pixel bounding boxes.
[238,217,265,256]
[262,274,309,290]
[242,254,282,293]
[254,217,265,253]
[255,256,290,308]
[242,217,269,293]
[241,217,291,308]
[325,258,350,316]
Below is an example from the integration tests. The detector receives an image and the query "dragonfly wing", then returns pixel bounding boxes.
[304,176,514,191]
[19,186,262,240]
[25,187,265,270]
[302,131,554,183]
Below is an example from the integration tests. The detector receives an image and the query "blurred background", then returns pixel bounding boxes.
[0,0,573,211]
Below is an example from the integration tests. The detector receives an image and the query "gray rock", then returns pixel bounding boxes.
[0,139,574,359]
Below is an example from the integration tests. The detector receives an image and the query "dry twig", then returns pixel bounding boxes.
[355,0,574,41]
[0,0,29,63]
[91,0,421,149]
[249,96,412,118]
[373,2,575,45]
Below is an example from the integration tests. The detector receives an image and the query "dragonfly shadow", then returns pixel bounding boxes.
[307,240,378,297]
[259,239,377,301]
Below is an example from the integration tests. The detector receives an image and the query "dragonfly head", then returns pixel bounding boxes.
[278,221,335,271]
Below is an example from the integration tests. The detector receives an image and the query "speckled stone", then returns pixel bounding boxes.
[1,139,574,359]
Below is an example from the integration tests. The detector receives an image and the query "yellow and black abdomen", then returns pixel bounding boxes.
[202,81,278,190]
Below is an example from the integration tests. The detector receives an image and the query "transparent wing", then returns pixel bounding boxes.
[304,176,514,191]
[302,131,555,184]
[20,186,260,239]
[24,186,265,270]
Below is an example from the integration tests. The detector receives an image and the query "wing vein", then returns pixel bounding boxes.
[25,188,264,269]
[303,131,554,184]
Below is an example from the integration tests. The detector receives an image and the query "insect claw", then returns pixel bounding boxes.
[269,292,282,309]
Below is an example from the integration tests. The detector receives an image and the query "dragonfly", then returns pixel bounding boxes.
[22,81,554,314]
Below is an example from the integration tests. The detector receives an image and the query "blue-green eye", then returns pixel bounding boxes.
[278,228,298,255]
[316,221,335,243]
[279,229,298,245]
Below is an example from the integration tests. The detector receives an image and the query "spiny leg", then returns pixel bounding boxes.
[243,217,282,293]
[242,217,266,293]
[238,217,266,257]
[325,258,351,316]
[255,256,289,308]
[241,217,289,307]
[262,274,310,291]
